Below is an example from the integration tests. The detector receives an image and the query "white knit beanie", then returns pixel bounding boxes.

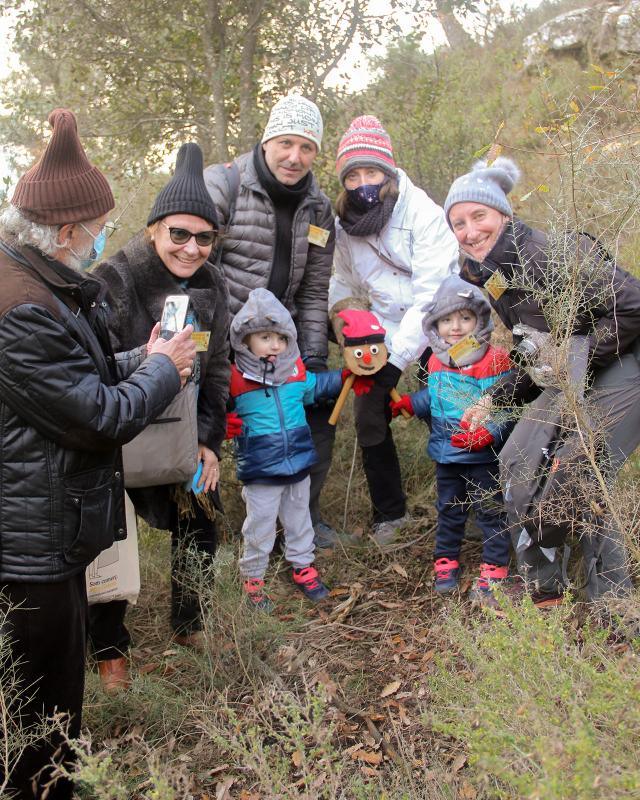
[261,95,323,152]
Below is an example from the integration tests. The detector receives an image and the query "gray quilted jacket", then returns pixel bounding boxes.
[204,150,335,361]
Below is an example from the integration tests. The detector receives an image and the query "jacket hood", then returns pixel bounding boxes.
[230,288,300,384]
[422,275,493,366]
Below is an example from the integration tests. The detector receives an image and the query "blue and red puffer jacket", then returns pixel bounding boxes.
[410,346,514,464]
[229,358,342,482]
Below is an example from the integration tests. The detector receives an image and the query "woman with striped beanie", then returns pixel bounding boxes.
[329,115,459,546]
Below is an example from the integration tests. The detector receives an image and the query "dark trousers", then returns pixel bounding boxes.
[354,382,406,523]
[1,573,87,799]
[435,461,510,566]
[306,404,337,526]
[89,500,217,657]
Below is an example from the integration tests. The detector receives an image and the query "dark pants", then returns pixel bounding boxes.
[1,574,87,799]
[306,404,337,526]
[89,500,217,657]
[435,461,510,566]
[512,352,639,599]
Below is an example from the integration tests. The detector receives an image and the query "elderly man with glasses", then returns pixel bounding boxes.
[0,108,196,799]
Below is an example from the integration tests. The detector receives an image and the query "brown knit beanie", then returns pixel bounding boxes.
[11,108,114,225]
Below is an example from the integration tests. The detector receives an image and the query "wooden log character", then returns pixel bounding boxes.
[329,309,410,425]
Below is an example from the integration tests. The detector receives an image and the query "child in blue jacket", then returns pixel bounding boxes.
[228,289,369,610]
[390,275,513,605]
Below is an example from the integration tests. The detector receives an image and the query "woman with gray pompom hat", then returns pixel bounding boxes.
[444,156,640,607]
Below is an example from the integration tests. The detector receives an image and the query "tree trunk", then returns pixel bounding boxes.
[202,0,230,162]
[238,0,265,152]
[434,2,472,49]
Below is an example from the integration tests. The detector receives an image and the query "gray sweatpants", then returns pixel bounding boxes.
[514,351,640,600]
[240,477,315,579]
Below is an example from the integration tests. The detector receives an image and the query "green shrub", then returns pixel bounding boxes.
[425,596,640,798]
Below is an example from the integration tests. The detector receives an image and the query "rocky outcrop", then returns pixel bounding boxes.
[524,1,640,68]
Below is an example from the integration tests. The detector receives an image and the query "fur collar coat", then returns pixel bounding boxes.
[94,232,231,528]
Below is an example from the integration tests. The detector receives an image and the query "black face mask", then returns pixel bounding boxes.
[346,182,383,211]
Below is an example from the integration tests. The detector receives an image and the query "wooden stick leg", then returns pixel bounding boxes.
[389,387,412,419]
[329,374,356,426]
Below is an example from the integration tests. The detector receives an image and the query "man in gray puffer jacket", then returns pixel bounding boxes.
[204,95,341,546]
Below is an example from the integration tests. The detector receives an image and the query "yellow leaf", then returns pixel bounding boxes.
[520,184,549,202]
[591,63,605,73]
[352,749,383,765]
[569,100,580,113]
[589,85,605,91]
[380,679,401,697]
[534,126,550,134]
[472,143,491,158]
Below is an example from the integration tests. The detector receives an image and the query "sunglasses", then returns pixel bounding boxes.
[161,221,217,247]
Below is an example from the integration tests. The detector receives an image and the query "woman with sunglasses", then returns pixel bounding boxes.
[89,142,230,691]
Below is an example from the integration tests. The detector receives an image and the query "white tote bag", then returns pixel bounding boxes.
[86,492,141,605]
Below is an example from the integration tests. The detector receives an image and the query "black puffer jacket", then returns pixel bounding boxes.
[462,219,640,403]
[0,242,180,582]
[94,233,231,530]
[204,150,334,361]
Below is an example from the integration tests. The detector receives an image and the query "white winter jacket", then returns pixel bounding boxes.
[329,169,459,371]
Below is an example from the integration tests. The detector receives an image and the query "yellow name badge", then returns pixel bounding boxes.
[448,334,482,365]
[485,270,508,300]
[190,331,211,352]
[308,224,330,248]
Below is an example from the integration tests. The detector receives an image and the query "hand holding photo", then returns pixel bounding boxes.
[160,294,189,339]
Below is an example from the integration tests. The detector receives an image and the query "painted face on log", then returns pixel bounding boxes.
[343,341,389,375]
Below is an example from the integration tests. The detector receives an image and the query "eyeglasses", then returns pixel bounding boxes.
[161,221,217,247]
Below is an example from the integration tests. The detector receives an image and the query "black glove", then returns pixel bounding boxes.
[373,362,402,389]
[303,356,328,373]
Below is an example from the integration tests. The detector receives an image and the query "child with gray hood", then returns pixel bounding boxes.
[228,289,370,610]
[390,275,514,606]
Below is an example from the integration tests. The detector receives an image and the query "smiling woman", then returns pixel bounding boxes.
[443,156,640,605]
[149,213,216,279]
[88,142,231,691]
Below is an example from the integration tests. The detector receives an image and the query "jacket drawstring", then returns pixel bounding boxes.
[260,356,275,396]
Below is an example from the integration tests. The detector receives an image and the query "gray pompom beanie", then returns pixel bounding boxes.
[422,275,494,367]
[443,157,520,226]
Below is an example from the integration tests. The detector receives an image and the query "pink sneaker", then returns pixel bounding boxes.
[292,565,329,601]
[433,558,461,593]
[243,578,273,612]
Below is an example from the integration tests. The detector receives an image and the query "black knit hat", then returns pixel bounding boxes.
[147,143,218,227]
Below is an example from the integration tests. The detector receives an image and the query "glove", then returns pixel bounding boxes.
[373,362,402,389]
[225,412,243,439]
[450,419,494,451]
[303,356,328,373]
[341,368,374,396]
[390,394,415,418]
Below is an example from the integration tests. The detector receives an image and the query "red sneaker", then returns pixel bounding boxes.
[292,565,329,601]
[434,558,461,593]
[469,563,509,608]
[243,578,273,612]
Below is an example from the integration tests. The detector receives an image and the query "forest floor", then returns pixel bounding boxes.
[79,361,640,800]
